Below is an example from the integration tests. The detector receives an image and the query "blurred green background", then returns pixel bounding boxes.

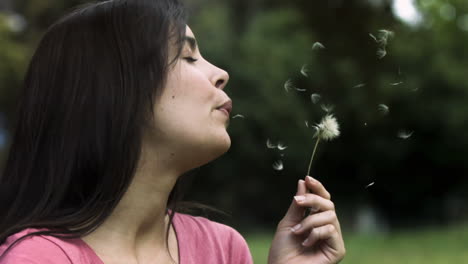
[1,0,467,262]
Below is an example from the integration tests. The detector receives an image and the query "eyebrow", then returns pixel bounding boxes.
[183,36,198,52]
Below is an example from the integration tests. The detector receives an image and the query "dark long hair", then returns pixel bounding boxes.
[0,0,195,260]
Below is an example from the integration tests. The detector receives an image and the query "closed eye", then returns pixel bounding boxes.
[183,57,198,63]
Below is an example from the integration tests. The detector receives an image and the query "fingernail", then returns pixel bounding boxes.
[307,176,317,183]
[294,195,305,202]
[302,238,309,246]
[309,207,320,213]
[291,223,302,232]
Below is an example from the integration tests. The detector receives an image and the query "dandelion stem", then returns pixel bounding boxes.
[307,137,321,176]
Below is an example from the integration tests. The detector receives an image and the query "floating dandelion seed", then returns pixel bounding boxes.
[371,29,394,59]
[390,81,404,86]
[364,122,368,126]
[277,142,288,150]
[353,83,366,88]
[378,104,389,115]
[295,87,307,92]
[378,29,395,43]
[300,64,310,77]
[365,182,375,189]
[312,42,325,50]
[305,121,309,128]
[320,104,335,113]
[273,160,284,171]
[398,130,414,139]
[306,115,340,176]
[266,139,277,149]
[411,87,419,92]
[376,48,387,59]
[284,79,295,92]
[311,93,321,104]
[232,114,245,119]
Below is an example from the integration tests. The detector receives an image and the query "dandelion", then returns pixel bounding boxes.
[306,114,340,176]
[378,104,389,115]
[365,182,375,189]
[277,142,288,150]
[300,64,310,77]
[320,104,335,113]
[397,130,413,139]
[353,83,366,88]
[312,42,325,50]
[232,114,245,119]
[311,93,321,104]
[273,160,284,171]
[266,139,277,149]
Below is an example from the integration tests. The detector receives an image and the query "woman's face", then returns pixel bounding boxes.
[150,26,231,168]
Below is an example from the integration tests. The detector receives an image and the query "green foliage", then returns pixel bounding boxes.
[245,223,468,263]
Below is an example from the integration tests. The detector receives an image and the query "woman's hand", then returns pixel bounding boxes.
[268,176,345,264]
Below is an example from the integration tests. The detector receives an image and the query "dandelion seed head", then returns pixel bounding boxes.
[300,64,309,77]
[378,104,389,115]
[314,114,340,141]
[398,130,413,139]
[232,114,245,119]
[272,160,284,171]
[311,94,321,104]
[312,42,325,50]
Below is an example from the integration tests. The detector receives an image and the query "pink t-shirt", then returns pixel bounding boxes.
[0,212,253,264]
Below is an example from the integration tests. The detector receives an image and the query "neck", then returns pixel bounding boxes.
[81,143,182,261]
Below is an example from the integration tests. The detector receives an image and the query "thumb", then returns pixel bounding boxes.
[281,179,308,224]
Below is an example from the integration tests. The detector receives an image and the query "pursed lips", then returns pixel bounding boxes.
[216,100,232,117]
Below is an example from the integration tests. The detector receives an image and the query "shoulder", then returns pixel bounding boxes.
[174,212,253,264]
[0,228,97,264]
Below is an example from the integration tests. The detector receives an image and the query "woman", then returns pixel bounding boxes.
[0,0,345,263]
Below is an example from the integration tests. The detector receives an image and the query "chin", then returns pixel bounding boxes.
[196,133,231,166]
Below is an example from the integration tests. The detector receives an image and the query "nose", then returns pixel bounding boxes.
[211,66,229,90]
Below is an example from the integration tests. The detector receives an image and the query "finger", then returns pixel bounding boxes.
[281,180,307,223]
[293,193,335,212]
[290,210,338,234]
[302,224,341,250]
[305,176,331,200]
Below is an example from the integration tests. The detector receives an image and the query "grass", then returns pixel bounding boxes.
[244,223,468,264]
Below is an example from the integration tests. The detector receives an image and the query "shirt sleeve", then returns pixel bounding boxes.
[226,226,254,264]
[0,236,73,264]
